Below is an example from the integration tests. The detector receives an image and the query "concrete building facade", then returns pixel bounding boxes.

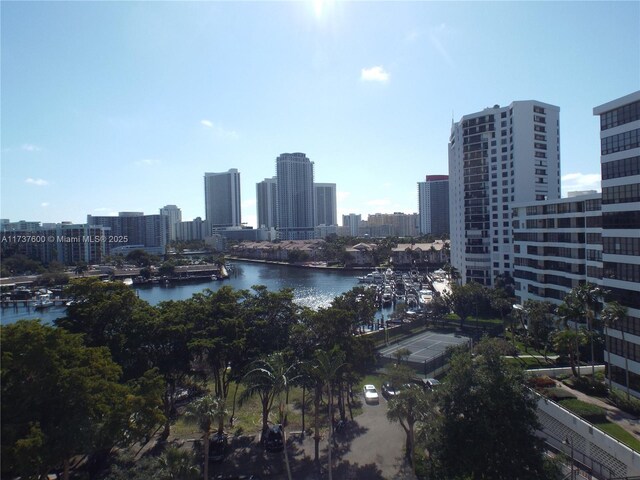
[276,153,315,240]
[314,183,337,227]
[418,175,450,236]
[256,177,278,229]
[594,91,640,397]
[449,100,561,286]
[204,169,242,233]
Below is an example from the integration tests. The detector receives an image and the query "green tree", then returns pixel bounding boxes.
[157,447,199,480]
[425,338,547,480]
[312,347,346,480]
[183,394,228,480]
[240,352,301,480]
[602,301,629,397]
[387,385,434,473]
[444,282,485,328]
[552,328,587,378]
[1,321,136,480]
[524,300,556,359]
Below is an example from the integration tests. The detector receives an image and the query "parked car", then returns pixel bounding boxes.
[424,378,441,390]
[209,432,228,462]
[381,382,400,399]
[262,424,284,452]
[363,384,379,404]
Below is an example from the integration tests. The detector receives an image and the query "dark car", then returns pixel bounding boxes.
[381,382,400,399]
[262,424,284,452]
[209,433,228,462]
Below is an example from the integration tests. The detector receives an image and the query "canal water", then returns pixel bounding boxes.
[1,261,396,325]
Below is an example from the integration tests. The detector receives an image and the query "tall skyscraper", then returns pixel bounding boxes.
[594,91,640,397]
[342,213,361,237]
[314,183,337,226]
[418,175,449,236]
[256,177,278,229]
[449,100,561,286]
[204,169,241,233]
[160,204,182,242]
[276,153,315,240]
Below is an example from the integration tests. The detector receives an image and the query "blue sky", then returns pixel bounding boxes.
[2,1,639,228]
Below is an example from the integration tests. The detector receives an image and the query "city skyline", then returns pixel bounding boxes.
[2,2,639,227]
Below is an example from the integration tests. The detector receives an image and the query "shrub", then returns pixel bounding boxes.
[559,399,607,423]
[562,376,608,397]
[545,388,577,402]
[527,375,556,390]
[609,388,640,416]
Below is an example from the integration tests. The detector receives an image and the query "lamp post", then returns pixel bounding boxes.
[563,436,575,480]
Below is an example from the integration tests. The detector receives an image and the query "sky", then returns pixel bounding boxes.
[2,1,639,229]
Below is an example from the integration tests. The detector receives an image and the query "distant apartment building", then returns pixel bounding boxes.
[256,177,278,229]
[175,217,206,242]
[512,193,603,305]
[594,91,640,397]
[314,183,337,227]
[276,153,315,240]
[160,205,182,242]
[204,169,242,233]
[0,221,111,265]
[87,212,169,255]
[342,214,361,237]
[366,212,419,237]
[418,175,449,236]
[449,100,561,286]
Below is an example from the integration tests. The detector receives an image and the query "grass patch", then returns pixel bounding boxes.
[594,421,640,452]
[558,399,607,423]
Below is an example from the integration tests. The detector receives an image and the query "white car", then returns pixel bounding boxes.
[363,384,379,404]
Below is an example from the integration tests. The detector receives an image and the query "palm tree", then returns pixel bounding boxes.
[313,347,346,480]
[557,293,587,377]
[183,394,228,480]
[602,301,630,398]
[240,352,301,480]
[158,447,199,480]
[572,283,606,376]
[387,386,433,474]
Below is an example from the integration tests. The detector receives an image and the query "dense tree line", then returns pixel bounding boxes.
[1,278,378,479]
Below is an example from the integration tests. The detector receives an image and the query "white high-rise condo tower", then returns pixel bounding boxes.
[449,101,561,286]
[418,175,449,236]
[314,183,337,227]
[256,177,278,229]
[204,169,242,234]
[594,91,640,398]
[276,153,315,240]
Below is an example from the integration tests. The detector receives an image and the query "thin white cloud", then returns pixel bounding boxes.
[429,23,455,68]
[361,66,390,83]
[366,198,391,207]
[134,158,160,167]
[41,202,50,207]
[242,198,257,208]
[200,119,240,140]
[337,191,351,202]
[22,144,42,152]
[25,178,49,186]
[561,172,601,196]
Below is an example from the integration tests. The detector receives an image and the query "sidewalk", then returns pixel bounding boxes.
[555,381,640,439]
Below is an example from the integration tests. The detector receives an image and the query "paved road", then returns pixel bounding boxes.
[209,389,417,480]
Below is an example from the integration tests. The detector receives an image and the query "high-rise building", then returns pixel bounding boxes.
[594,91,640,397]
[160,205,182,242]
[449,100,561,286]
[256,177,278,229]
[366,213,419,237]
[276,153,315,240]
[175,217,206,242]
[418,175,450,236]
[342,213,362,237]
[512,193,603,305]
[87,212,168,255]
[314,183,337,226]
[204,169,242,233]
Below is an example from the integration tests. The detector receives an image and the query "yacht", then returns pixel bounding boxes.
[34,292,54,309]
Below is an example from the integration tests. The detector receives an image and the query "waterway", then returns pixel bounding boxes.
[0,261,396,325]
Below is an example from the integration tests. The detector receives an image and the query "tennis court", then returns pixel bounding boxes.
[378,330,471,365]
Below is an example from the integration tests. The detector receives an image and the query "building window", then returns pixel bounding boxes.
[601,128,640,155]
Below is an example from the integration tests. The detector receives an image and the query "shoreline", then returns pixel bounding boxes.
[226,256,374,271]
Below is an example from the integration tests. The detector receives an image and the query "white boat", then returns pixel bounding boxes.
[122,278,133,286]
[34,292,54,309]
